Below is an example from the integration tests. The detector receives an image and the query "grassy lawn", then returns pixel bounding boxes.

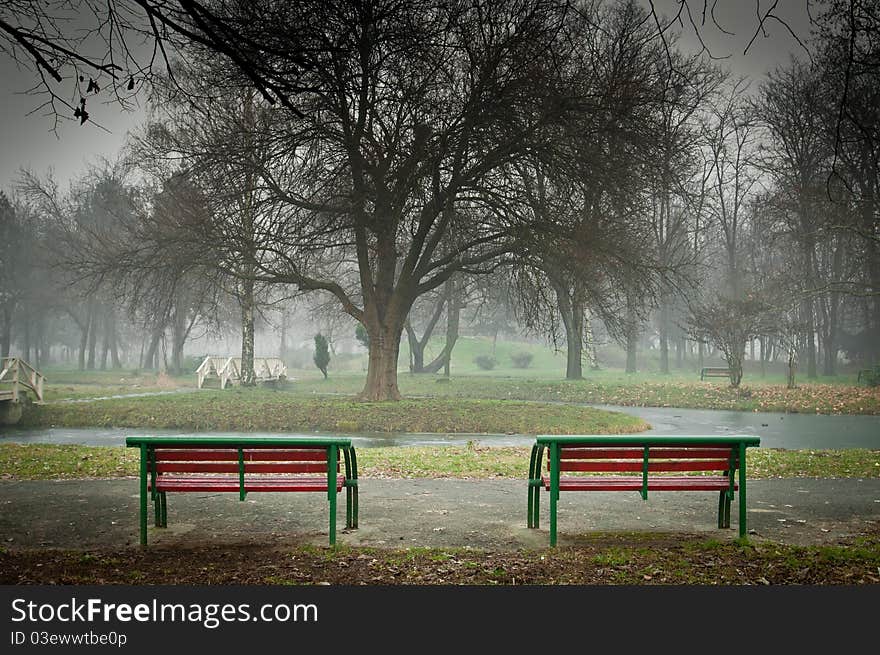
[2,443,878,480]
[288,373,880,414]
[28,339,879,416]
[20,389,647,434]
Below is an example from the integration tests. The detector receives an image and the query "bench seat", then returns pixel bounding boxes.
[545,475,738,492]
[151,475,345,493]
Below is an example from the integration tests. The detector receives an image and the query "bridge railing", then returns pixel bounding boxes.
[0,357,45,403]
[196,356,288,389]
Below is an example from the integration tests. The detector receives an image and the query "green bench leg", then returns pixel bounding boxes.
[717,490,732,529]
[328,445,338,546]
[549,443,559,547]
[532,485,540,530]
[151,491,168,529]
[353,485,359,528]
[344,483,359,530]
[139,444,148,546]
[528,444,543,529]
[738,443,747,539]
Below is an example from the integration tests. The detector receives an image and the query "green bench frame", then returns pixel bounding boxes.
[528,434,761,546]
[126,436,357,546]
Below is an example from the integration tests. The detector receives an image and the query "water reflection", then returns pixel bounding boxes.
[2,404,879,450]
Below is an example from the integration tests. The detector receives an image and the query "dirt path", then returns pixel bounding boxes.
[2,478,878,550]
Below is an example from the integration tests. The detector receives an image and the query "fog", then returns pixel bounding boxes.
[1,1,877,398]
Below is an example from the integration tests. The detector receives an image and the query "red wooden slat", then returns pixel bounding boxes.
[154,448,330,462]
[152,477,344,493]
[558,447,733,460]
[155,463,239,473]
[243,450,328,461]
[154,462,332,474]
[542,475,737,492]
[558,460,731,473]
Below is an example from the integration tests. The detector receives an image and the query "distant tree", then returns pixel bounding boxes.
[688,294,774,388]
[313,333,330,379]
[0,192,25,357]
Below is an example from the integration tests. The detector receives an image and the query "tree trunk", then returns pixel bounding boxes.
[87,303,98,370]
[239,278,256,386]
[822,238,843,376]
[100,310,110,370]
[787,348,797,389]
[625,297,638,374]
[78,315,90,371]
[550,277,584,380]
[279,307,289,363]
[405,322,425,373]
[109,311,121,369]
[805,324,817,379]
[1,306,12,358]
[658,301,670,374]
[759,337,767,377]
[143,325,163,370]
[422,278,462,375]
[585,314,600,370]
[565,305,584,380]
[361,320,405,401]
[727,354,743,388]
[22,315,31,363]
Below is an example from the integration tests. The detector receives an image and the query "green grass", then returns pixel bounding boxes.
[286,373,880,414]
[289,334,872,385]
[21,339,880,417]
[20,388,647,434]
[2,443,877,480]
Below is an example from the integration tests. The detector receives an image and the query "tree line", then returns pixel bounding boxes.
[1,0,877,396]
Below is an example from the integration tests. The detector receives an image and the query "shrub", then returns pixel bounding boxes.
[510,351,534,369]
[474,354,497,370]
[313,334,330,379]
[181,355,204,374]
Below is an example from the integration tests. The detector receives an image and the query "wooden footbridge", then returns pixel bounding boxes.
[1,357,45,425]
[196,356,288,389]
[0,357,45,403]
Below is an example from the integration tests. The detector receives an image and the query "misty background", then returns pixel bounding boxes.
[0,0,876,398]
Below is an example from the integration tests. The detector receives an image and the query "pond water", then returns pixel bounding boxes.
[2,405,878,449]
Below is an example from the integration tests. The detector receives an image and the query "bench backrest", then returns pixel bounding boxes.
[547,445,739,475]
[149,446,340,477]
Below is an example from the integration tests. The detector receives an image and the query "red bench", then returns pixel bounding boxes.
[126,437,358,546]
[528,435,760,546]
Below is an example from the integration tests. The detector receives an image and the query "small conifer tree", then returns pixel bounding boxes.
[313,333,330,379]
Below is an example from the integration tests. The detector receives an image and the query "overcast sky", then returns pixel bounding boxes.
[0,1,813,196]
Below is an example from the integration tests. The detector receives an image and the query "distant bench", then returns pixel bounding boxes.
[528,435,760,546]
[126,436,358,546]
[700,367,731,380]
[857,368,878,385]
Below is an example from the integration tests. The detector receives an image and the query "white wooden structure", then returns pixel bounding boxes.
[0,357,45,403]
[196,356,288,389]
